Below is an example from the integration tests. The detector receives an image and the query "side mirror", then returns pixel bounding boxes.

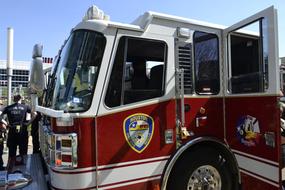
[29,44,45,93]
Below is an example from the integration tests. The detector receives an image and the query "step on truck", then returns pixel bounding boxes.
[29,5,282,190]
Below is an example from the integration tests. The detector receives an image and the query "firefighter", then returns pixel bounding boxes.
[0,94,32,170]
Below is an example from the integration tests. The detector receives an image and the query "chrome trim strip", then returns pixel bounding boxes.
[98,156,170,169]
[232,149,279,166]
[235,154,279,183]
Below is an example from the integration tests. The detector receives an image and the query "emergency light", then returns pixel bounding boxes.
[56,117,74,127]
[177,27,192,39]
[83,5,110,21]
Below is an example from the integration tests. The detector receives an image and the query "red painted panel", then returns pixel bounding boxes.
[51,118,96,168]
[241,172,279,190]
[225,96,280,162]
[97,100,176,166]
[49,95,281,189]
[75,118,96,167]
[184,97,224,140]
[226,96,281,190]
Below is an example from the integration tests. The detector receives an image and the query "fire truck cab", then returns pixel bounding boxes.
[30,5,281,190]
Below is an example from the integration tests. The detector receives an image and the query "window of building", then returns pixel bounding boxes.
[105,37,167,107]
[13,70,29,75]
[193,31,220,95]
[0,76,7,80]
[0,69,30,87]
[0,69,6,75]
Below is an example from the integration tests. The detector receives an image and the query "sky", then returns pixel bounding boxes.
[0,0,284,61]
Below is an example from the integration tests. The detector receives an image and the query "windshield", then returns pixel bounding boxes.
[52,30,106,112]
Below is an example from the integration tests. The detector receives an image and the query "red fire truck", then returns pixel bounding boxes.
[29,5,281,190]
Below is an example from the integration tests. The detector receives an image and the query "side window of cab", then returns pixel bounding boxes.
[105,37,167,108]
[193,31,220,95]
[227,19,268,94]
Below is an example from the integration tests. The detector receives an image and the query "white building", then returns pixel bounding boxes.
[0,59,52,98]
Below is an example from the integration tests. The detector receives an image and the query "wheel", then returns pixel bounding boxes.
[167,146,236,190]
[187,165,222,189]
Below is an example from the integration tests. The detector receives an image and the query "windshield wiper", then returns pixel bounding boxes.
[44,55,61,107]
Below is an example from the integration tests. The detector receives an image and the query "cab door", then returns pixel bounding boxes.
[96,30,177,189]
[175,27,224,143]
[223,7,280,189]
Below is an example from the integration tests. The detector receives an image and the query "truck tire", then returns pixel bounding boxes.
[167,146,234,190]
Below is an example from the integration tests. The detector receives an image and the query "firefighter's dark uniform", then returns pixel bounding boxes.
[1,102,31,158]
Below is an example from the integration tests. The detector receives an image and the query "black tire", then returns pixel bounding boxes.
[167,146,235,190]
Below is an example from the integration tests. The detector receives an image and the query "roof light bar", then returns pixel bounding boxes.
[83,5,110,21]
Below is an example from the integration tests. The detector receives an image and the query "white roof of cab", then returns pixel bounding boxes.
[131,11,226,30]
[76,11,226,32]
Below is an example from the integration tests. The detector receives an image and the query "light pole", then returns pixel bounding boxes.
[7,27,13,105]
